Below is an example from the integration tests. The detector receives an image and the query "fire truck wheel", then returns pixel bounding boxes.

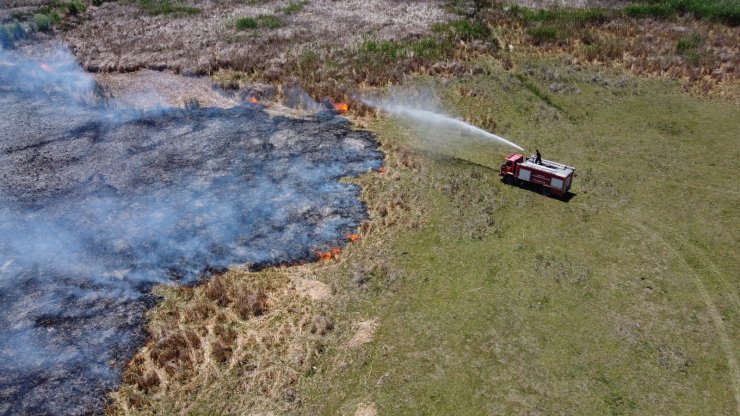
[503,175,514,185]
[542,187,552,196]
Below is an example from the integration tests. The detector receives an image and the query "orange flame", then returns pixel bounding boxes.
[345,233,360,242]
[247,96,258,104]
[376,167,386,173]
[332,102,348,113]
[39,63,53,73]
[316,247,341,261]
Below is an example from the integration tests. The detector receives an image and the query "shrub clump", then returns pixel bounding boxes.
[447,19,491,40]
[234,17,258,30]
[236,289,268,320]
[511,5,609,24]
[204,275,230,307]
[359,39,402,61]
[34,14,53,32]
[623,4,675,19]
[622,0,739,25]
[138,0,201,16]
[64,1,87,16]
[1,21,26,48]
[527,26,559,44]
[676,32,702,54]
[432,19,493,44]
[410,37,452,60]
[675,32,707,65]
[235,14,283,30]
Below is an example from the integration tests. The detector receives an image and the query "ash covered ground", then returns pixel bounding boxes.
[0,47,382,415]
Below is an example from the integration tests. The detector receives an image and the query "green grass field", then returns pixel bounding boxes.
[297,56,739,415]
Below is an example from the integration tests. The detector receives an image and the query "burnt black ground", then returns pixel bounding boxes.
[0,48,382,415]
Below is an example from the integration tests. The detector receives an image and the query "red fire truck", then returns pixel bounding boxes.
[499,153,575,198]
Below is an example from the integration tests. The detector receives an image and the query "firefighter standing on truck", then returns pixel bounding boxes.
[535,149,542,164]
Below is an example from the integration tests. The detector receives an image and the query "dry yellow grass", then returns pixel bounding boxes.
[354,402,378,416]
[346,319,379,349]
[107,266,336,415]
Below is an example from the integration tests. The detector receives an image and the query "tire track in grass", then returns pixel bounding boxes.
[619,215,740,414]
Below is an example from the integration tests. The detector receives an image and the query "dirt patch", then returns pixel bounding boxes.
[295,279,331,301]
[355,402,378,416]
[346,319,378,349]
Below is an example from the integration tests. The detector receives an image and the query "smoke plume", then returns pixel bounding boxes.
[0,46,382,415]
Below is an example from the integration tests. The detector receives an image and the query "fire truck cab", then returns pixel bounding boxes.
[500,153,574,198]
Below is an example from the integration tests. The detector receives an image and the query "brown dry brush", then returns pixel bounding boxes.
[235,8,738,101]
[211,8,738,113]
[212,23,497,114]
[108,269,332,414]
[480,6,739,93]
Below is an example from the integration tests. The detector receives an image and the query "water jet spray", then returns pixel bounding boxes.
[362,97,525,151]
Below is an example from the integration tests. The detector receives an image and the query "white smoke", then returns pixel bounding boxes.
[0,45,383,414]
